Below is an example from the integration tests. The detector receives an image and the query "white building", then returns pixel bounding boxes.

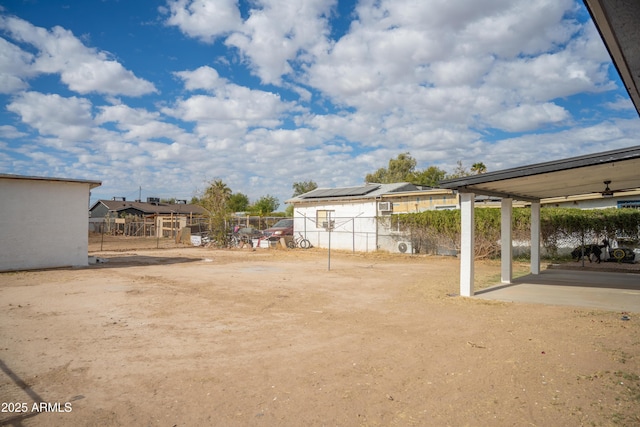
[539,191,640,210]
[0,174,101,271]
[287,183,457,253]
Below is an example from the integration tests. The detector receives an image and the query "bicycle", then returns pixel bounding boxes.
[287,232,311,249]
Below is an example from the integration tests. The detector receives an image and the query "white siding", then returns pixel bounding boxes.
[0,178,92,271]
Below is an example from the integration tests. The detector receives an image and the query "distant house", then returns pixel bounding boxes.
[89,197,208,237]
[289,181,640,255]
[0,174,101,271]
[472,191,640,210]
[286,183,457,253]
[538,191,640,210]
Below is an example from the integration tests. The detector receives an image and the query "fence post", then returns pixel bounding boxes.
[351,217,355,253]
[328,223,331,271]
[530,202,541,275]
[100,220,105,251]
[580,229,585,267]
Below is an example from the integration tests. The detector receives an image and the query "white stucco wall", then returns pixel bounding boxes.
[293,201,378,251]
[545,194,640,209]
[0,177,95,271]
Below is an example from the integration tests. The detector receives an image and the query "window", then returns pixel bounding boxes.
[316,210,335,229]
[618,200,640,209]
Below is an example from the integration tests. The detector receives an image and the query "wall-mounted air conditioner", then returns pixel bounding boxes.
[397,241,412,254]
[378,201,392,211]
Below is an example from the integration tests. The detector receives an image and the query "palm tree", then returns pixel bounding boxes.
[201,179,232,241]
[471,162,487,174]
[210,179,231,199]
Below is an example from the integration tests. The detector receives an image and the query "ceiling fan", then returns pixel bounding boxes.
[601,180,640,198]
[602,180,614,198]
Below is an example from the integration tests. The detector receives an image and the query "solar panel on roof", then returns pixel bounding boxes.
[300,188,332,198]
[301,184,380,199]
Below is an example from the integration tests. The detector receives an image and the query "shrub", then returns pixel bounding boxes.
[397,207,640,259]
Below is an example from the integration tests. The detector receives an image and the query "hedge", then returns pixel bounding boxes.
[396,207,640,259]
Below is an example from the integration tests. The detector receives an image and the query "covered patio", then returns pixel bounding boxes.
[475,269,640,313]
[439,145,640,301]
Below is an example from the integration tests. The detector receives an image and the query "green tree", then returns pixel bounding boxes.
[412,166,447,187]
[284,204,294,217]
[250,195,280,215]
[228,192,250,213]
[292,180,318,197]
[365,152,417,183]
[364,167,387,184]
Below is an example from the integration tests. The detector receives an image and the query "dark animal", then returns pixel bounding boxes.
[571,244,602,263]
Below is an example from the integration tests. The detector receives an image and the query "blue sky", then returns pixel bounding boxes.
[1,0,639,209]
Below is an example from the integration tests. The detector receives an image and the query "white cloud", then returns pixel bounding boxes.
[164,0,243,42]
[165,79,293,136]
[173,66,226,91]
[454,0,578,58]
[487,103,570,132]
[484,49,612,103]
[7,92,94,141]
[224,0,334,85]
[95,104,187,142]
[0,15,157,96]
[166,0,334,86]
[0,124,27,139]
[171,92,281,122]
[0,36,33,93]
[162,0,619,145]
[604,96,636,112]
[304,0,609,135]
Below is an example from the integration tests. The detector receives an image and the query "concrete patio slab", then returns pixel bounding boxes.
[474,269,640,313]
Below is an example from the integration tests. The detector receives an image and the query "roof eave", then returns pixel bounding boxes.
[0,173,102,188]
[583,0,640,116]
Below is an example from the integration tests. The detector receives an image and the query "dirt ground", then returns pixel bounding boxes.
[1,239,639,426]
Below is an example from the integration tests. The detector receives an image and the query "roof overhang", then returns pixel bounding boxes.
[583,0,640,116]
[0,173,102,189]
[439,145,640,202]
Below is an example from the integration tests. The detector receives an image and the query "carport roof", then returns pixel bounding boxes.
[439,145,640,202]
[583,0,640,116]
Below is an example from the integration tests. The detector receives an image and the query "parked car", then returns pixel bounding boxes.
[236,227,263,242]
[262,219,294,241]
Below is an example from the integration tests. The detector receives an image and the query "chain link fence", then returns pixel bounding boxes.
[89,216,292,252]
